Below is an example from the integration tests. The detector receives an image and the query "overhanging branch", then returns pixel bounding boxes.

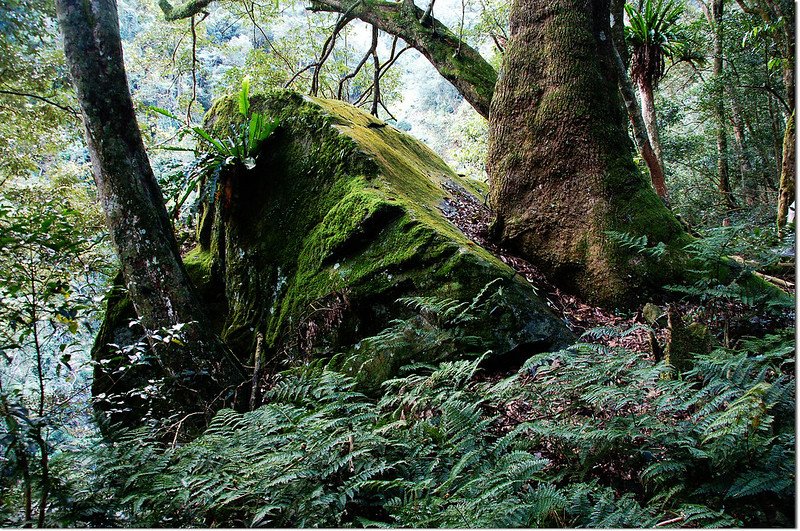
[157,0,497,119]
[308,0,496,118]
[158,0,213,21]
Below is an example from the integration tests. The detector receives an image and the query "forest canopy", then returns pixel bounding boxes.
[0,0,795,527]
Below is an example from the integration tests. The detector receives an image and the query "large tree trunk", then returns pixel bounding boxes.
[56,0,244,434]
[487,0,691,307]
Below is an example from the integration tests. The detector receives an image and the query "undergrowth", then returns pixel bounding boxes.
[37,323,794,528]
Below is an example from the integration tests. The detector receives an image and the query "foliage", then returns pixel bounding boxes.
[0,184,110,527]
[42,291,794,528]
[663,223,794,312]
[625,0,690,88]
[150,79,279,215]
[606,230,668,258]
[0,0,794,527]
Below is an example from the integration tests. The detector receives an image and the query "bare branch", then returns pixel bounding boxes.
[187,15,198,125]
[370,25,380,115]
[0,88,80,118]
[308,0,496,117]
[338,35,377,99]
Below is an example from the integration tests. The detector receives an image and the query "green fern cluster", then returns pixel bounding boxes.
[41,294,794,528]
[494,327,794,527]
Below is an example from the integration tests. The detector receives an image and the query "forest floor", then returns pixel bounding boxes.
[441,182,665,354]
[440,183,795,448]
[439,181,794,357]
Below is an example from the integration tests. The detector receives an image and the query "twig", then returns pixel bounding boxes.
[0,88,80,118]
[370,25,380,115]
[186,15,198,125]
[249,332,265,410]
[285,62,317,88]
[655,515,685,527]
[338,43,373,99]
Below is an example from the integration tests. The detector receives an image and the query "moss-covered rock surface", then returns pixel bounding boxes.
[93,91,572,402]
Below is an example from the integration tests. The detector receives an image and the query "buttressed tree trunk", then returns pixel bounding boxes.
[487,0,691,307]
[56,0,243,433]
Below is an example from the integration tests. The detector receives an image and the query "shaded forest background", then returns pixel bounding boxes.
[0,0,796,527]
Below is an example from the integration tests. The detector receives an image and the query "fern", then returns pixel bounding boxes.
[605,230,668,258]
[46,291,793,528]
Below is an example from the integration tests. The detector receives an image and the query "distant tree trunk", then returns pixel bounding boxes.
[609,14,669,203]
[487,0,690,307]
[728,0,796,228]
[727,86,753,204]
[777,11,795,230]
[777,110,795,231]
[56,0,243,433]
[708,0,737,210]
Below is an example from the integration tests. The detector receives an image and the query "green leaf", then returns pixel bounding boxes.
[149,105,180,121]
[192,127,230,156]
[239,77,251,117]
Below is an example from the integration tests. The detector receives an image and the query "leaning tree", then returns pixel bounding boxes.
[56,0,245,435]
[624,0,688,203]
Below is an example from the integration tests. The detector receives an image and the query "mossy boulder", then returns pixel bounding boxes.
[93,90,573,403]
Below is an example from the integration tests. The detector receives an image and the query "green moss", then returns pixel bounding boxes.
[666,321,713,373]
[96,90,572,392]
[183,246,214,285]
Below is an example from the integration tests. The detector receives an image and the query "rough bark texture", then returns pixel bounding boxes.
[486,0,691,307]
[56,0,243,433]
[777,110,795,230]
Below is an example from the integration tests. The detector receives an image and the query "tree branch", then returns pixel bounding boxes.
[158,0,213,21]
[308,0,495,117]
[159,0,497,118]
[0,88,80,118]
[370,25,380,115]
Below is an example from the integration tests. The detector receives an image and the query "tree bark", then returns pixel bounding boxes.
[56,0,244,433]
[727,85,754,204]
[638,81,665,172]
[709,0,737,210]
[487,0,691,307]
[777,110,795,231]
[610,22,669,203]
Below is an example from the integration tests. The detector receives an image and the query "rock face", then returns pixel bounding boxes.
[93,91,573,409]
